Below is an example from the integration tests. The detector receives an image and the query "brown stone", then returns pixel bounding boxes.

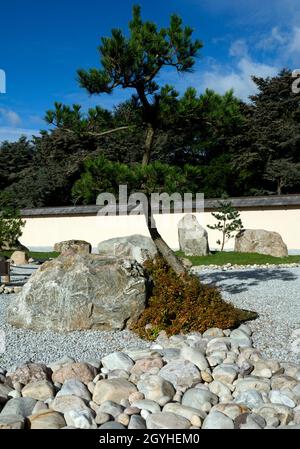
[8,363,52,386]
[52,363,97,385]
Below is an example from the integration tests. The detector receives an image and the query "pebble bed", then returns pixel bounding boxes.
[0,325,299,430]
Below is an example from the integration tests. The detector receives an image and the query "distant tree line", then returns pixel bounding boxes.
[1,69,300,209]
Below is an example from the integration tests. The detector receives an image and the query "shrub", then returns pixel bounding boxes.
[132,256,257,340]
[0,208,25,250]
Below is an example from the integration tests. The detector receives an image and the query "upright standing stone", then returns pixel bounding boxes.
[178,214,209,256]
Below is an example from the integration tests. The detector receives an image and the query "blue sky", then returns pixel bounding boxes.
[0,0,300,142]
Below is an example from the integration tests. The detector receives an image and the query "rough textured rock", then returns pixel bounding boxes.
[52,363,97,385]
[64,409,97,429]
[50,395,90,414]
[93,379,137,405]
[0,414,25,429]
[102,352,134,372]
[137,374,175,406]
[234,229,288,257]
[7,363,51,386]
[56,379,91,401]
[28,410,66,429]
[178,214,209,256]
[22,380,55,401]
[159,359,201,390]
[146,412,190,429]
[10,251,28,265]
[0,397,37,417]
[54,240,92,255]
[98,234,157,264]
[7,254,147,331]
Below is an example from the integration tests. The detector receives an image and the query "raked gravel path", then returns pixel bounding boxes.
[0,264,300,369]
[193,265,300,364]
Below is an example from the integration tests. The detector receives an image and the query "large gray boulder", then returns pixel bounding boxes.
[234,229,288,257]
[178,214,210,256]
[98,235,157,264]
[7,254,147,332]
[54,240,92,256]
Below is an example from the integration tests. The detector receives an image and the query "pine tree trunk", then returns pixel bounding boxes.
[142,125,155,167]
[140,121,186,275]
[145,202,187,276]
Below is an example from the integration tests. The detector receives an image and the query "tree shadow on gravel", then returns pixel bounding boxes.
[199,269,298,294]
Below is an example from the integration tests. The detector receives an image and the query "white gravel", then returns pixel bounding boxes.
[1,264,300,369]
[193,266,300,364]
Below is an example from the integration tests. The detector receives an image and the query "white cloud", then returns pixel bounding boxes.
[0,108,22,126]
[229,39,248,57]
[201,57,278,101]
[0,127,40,143]
[257,27,288,50]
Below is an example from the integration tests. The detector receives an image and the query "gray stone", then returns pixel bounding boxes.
[107,369,130,380]
[178,214,209,256]
[137,374,175,406]
[182,388,218,412]
[163,403,206,424]
[102,352,134,372]
[98,400,124,418]
[64,409,97,429]
[131,399,161,414]
[230,329,252,348]
[56,379,91,401]
[98,234,157,264]
[234,229,288,258]
[202,411,234,429]
[7,254,147,332]
[212,364,238,385]
[0,397,37,418]
[128,415,147,429]
[146,412,190,429]
[159,359,201,390]
[269,390,296,408]
[0,414,25,429]
[99,421,126,429]
[180,345,209,370]
[54,240,92,255]
[234,389,265,409]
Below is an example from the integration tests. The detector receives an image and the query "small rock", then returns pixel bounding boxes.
[128,415,146,429]
[102,352,134,372]
[93,379,137,405]
[22,380,55,401]
[146,412,190,429]
[131,399,161,414]
[64,409,97,429]
[56,379,91,401]
[28,410,66,429]
[98,400,124,418]
[202,411,234,429]
[8,363,51,386]
[137,374,175,406]
[52,363,97,385]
